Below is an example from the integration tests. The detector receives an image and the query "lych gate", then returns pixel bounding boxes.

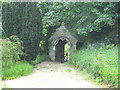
[49,23,83,63]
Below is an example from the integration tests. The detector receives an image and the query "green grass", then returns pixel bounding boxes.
[2,37,34,80]
[30,55,49,65]
[70,44,118,88]
[65,69,72,72]
[2,61,34,80]
[2,54,49,80]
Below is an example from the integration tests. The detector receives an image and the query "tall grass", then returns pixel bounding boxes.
[2,61,33,80]
[70,44,118,88]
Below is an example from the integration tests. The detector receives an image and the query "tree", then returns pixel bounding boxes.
[39,2,119,51]
[2,2,42,60]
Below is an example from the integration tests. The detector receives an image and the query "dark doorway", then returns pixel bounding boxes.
[55,39,67,63]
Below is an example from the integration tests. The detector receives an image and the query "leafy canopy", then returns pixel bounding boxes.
[39,2,118,36]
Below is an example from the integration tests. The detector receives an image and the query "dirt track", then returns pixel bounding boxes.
[4,61,107,88]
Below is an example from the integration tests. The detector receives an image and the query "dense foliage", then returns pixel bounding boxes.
[2,2,42,60]
[1,2,119,87]
[39,2,119,35]
[2,36,34,80]
[2,2,118,56]
[38,2,119,54]
[2,36,24,67]
[70,44,118,88]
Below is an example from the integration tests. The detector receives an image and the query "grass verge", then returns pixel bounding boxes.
[69,44,118,88]
[2,61,33,80]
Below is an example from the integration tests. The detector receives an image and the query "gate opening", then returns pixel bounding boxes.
[55,39,70,63]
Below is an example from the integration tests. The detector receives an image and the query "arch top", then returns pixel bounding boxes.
[52,36,72,47]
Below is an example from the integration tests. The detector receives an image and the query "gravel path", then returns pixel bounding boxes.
[3,61,107,88]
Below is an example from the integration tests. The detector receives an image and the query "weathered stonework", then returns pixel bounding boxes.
[49,23,82,62]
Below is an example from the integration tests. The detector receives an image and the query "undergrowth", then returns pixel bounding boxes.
[70,43,118,88]
[2,36,34,80]
[30,55,49,65]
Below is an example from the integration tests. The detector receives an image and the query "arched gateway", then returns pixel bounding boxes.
[49,23,83,63]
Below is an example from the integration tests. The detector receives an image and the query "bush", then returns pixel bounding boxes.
[2,36,34,80]
[2,36,24,67]
[30,55,49,65]
[2,61,33,80]
[70,44,118,88]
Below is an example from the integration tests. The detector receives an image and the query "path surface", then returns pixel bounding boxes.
[3,61,106,88]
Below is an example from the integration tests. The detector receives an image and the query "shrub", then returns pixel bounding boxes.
[30,55,49,65]
[70,44,118,88]
[2,36,24,67]
[2,36,33,80]
[2,61,33,80]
